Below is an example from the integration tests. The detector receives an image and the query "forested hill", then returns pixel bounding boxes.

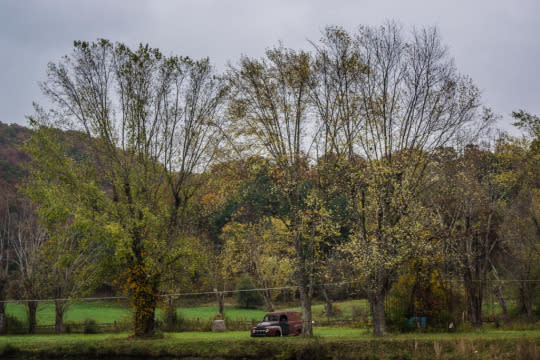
[0,122,31,192]
[0,122,92,194]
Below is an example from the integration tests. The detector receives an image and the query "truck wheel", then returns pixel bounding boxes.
[275,331,281,337]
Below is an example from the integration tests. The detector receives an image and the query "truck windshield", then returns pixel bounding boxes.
[263,315,279,322]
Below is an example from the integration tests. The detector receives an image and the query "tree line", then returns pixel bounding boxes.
[0,23,538,337]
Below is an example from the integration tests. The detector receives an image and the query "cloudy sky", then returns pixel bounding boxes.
[1,0,539,132]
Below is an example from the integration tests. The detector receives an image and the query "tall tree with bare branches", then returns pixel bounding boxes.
[312,23,484,336]
[29,39,226,336]
[228,46,319,336]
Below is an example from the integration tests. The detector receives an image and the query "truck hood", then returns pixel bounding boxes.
[257,321,279,328]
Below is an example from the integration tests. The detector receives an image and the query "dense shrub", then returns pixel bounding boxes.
[385,299,410,332]
[83,319,100,334]
[5,314,26,334]
[386,262,465,331]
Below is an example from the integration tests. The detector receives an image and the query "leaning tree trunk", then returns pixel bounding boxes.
[27,300,38,334]
[54,300,67,334]
[494,285,508,321]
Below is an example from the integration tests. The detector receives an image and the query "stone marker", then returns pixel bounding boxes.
[212,319,226,332]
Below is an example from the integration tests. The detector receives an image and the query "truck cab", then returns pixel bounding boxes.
[250,311,303,337]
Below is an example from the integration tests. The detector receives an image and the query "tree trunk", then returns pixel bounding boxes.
[464,279,483,327]
[295,230,313,337]
[27,301,38,334]
[133,300,155,337]
[299,283,313,337]
[490,265,508,321]
[494,285,508,320]
[370,292,386,337]
[54,300,66,334]
[0,280,6,335]
[262,289,274,312]
[322,286,333,317]
[216,291,225,316]
[0,302,5,335]
[166,297,177,331]
[519,281,533,322]
[468,294,482,327]
[131,266,157,337]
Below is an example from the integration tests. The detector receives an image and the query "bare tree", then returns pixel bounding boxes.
[228,46,318,336]
[312,23,482,335]
[9,201,47,334]
[498,114,540,322]
[0,190,15,334]
[43,228,98,334]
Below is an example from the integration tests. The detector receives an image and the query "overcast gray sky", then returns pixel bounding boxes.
[1,0,539,132]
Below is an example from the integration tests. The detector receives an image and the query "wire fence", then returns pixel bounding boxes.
[1,279,538,334]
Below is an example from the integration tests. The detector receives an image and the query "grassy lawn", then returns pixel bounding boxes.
[289,299,370,319]
[177,305,266,321]
[5,302,269,326]
[5,301,132,325]
[5,299,371,326]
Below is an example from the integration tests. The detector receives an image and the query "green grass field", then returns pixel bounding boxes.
[5,301,270,326]
[5,301,132,326]
[5,299,371,326]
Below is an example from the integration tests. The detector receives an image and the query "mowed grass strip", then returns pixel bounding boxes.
[1,329,539,359]
[1,328,539,344]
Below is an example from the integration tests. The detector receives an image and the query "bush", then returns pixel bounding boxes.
[293,341,330,360]
[5,314,26,334]
[0,344,19,357]
[330,304,343,317]
[429,309,455,330]
[385,299,410,332]
[235,274,264,309]
[351,305,369,322]
[83,319,100,334]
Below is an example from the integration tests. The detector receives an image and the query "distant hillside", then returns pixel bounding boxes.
[0,122,97,196]
[0,122,31,192]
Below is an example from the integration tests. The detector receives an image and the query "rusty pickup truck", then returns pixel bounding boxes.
[250,311,303,337]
